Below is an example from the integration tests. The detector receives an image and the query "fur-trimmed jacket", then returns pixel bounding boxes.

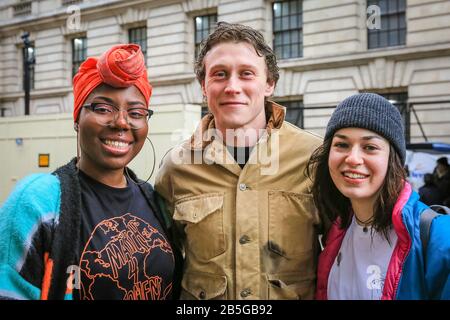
[0,158,182,300]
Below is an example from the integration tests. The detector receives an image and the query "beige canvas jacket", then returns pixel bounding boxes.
[155,101,323,300]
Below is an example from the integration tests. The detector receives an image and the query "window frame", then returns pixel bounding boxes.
[272,0,303,60]
[71,36,87,78]
[194,14,217,58]
[128,26,148,64]
[275,99,304,128]
[367,0,406,49]
[380,92,410,143]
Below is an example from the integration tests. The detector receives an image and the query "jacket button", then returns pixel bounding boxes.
[240,288,251,298]
[239,235,250,244]
[239,183,247,191]
[199,291,206,299]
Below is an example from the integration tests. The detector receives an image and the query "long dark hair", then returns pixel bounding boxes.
[306,138,406,240]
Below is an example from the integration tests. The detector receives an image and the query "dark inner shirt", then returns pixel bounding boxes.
[74,170,174,300]
[227,146,253,169]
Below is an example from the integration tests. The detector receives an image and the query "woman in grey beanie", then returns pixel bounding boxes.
[307,93,450,300]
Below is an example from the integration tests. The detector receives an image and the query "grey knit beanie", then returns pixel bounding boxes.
[325,93,406,164]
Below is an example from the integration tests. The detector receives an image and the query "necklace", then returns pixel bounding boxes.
[354,215,374,233]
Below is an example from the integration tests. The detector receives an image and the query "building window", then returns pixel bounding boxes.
[13,1,32,16]
[273,0,303,59]
[201,106,209,118]
[129,27,147,63]
[279,100,304,128]
[367,0,406,49]
[23,45,35,90]
[72,37,87,78]
[380,92,409,142]
[195,14,217,58]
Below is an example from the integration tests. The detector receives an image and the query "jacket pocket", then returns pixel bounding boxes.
[174,193,225,261]
[181,272,227,300]
[267,272,315,300]
[268,190,316,258]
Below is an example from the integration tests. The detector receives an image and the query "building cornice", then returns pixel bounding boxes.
[0,0,181,36]
[150,73,196,86]
[279,43,450,72]
[0,86,72,101]
[0,73,197,101]
[2,43,449,101]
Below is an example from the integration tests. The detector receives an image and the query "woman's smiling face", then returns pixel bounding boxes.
[328,127,390,206]
[77,84,148,174]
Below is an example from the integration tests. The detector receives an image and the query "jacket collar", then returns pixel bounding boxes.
[316,181,415,300]
[381,181,413,300]
[189,100,286,151]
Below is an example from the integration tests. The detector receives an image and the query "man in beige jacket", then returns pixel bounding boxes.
[155,22,324,300]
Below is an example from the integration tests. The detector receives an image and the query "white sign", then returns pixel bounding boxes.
[405,151,450,191]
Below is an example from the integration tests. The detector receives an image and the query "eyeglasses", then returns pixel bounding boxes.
[82,102,153,129]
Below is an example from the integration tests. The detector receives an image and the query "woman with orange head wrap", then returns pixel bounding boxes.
[0,45,182,300]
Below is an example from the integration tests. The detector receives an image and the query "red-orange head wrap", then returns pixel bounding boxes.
[72,44,152,122]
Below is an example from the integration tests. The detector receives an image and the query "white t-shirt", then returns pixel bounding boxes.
[327,216,398,300]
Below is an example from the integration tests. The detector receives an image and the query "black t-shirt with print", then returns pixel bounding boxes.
[74,170,174,300]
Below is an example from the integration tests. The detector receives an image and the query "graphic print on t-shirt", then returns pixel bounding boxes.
[366,264,386,299]
[78,213,173,300]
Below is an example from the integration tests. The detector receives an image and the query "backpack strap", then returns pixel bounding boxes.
[429,204,450,214]
[420,208,441,263]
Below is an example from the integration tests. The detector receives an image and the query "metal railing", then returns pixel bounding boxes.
[408,100,450,142]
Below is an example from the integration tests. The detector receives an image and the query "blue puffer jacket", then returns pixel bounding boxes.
[316,182,450,300]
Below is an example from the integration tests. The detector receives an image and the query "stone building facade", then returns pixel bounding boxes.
[1,0,450,142]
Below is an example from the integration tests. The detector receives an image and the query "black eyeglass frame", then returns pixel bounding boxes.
[81,102,153,128]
